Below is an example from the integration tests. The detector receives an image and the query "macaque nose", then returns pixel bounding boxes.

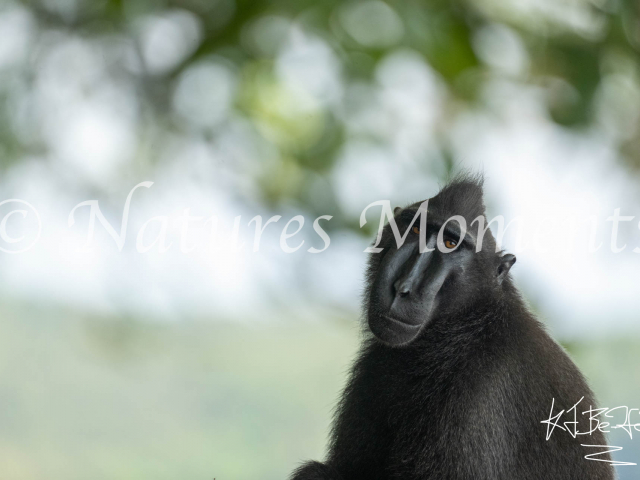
[392,250,436,300]
[394,279,412,297]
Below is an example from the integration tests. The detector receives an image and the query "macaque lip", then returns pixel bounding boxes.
[382,314,422,328]
[368,313,422,346]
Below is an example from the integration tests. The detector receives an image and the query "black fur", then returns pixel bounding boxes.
[289,176,614,480]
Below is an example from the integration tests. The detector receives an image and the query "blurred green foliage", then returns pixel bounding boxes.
[0,301,360,479]
[4,0,640,228]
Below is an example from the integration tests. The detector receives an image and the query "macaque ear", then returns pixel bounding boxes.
[394,206,402,216]
[497,254,516,284]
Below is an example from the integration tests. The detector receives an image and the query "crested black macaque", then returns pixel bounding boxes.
[289,176,614,480]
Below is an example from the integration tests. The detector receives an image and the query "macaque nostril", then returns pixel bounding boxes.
[394,280,411,298]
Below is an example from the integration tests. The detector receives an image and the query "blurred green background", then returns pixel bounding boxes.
[0,0,639,478]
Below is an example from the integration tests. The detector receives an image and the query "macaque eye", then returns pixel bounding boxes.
[412,226,420,235]
[444,239,458,249]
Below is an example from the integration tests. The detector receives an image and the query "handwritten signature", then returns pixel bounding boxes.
[541,397,639,466]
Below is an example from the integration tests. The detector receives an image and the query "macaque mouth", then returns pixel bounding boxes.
[369,312,422,346]
[382,314,422,328]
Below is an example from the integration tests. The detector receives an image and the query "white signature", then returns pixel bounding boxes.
[541,397,639,466]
